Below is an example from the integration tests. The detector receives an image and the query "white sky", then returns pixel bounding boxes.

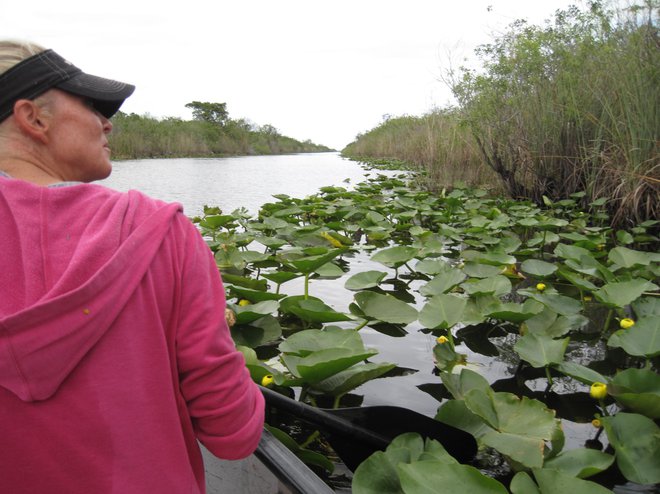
[3,0,579,150]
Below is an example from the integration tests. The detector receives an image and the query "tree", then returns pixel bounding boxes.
[185,101,229,126]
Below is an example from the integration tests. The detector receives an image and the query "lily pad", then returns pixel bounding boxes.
[279,296,352,323]
[607,316,660,358]
[594,279,658,308]
[554,361,608,385]
[514,334,570,368]
[353,291,418,325]
[461,275,512,297]
[399,459,508,494]
[313,362,397,396]
[344,270,388,291]
[543,449,615,478]
[601,413,660,485]
[419,294,467,330]
[352,433,459,494]
[230,314,282,348]
[521,259,558,277]
[233,300,280,324]
[609,368,660,419]
[419,268,467,296]
[464,389,559,468]
[371,245,419,268]
[608,246,653,268]
[485,299,544,323]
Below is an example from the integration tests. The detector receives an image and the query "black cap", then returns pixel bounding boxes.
[0,49,135,123]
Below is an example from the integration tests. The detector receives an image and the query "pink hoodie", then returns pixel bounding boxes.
[0,177,264,493]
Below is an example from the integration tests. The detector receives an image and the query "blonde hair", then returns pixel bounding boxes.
[0,40,46,75]
[0,40,53,133]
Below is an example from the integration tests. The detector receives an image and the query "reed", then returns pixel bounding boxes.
[451,1,658,227]
[343,110,500,191]
[344,1,658,227]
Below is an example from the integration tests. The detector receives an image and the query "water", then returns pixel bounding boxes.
[100,153,651,492]
[101,152,377,217]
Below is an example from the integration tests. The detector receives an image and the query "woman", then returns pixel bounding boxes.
[0,40,264,493]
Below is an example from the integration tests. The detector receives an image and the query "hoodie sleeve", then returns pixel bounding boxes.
[173,216,264,459]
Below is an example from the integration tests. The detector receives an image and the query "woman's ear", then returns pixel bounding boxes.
[11,99,50,144]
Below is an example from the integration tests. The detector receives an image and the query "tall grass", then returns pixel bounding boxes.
[343,110,501,191]
[108,113,333,159]
[343,1,658,227]
[451,1,658,226]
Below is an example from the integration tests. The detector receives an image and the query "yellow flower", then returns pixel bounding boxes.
[590,382,607,400]
[238,299,251,306]
[583,295,593,302]
[591,418,602,428]
[536,283,546,292]
[261,374,274,387]
[620,318,635,329]
[436,336,449,344]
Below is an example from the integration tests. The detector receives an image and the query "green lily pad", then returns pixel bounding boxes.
[601,413,660,485]
[554,243,592,261]
[419,268,467,296]
[419,294,467,330]
[312,362,396,396]
[398,459,508,494]
[230,314,282,348]
[228,285,286,303]
[514,334,570,368]
[594,279,658,308]
[510,472,540,494]
[352,433,460,494]
[608,246,653,268]
[461,275,512,297]
[609,368,660,419]
[415,258,452,275]
[282,347,378,383]
[354,291,418,325]
[543,449,615,478]
[279,296,353,323]
[344,270,388,291]
[464,389,559,468]
[314,261,344,278]
[633,296,660,318]
[221,273,269,291]
[261,271,302,285]
[554,361,608,385]
[521,259,558,277]
[529,468,616,493]
[526,292,583,316]
[233,300,280,324]
[485,299,544,323]
[283,247,346,274]
[462,262,503,278]
[279,327,365,355]
[462,250,517,266]
[371,245,419,268]
[557,268,599,292]
[607,316,660,358]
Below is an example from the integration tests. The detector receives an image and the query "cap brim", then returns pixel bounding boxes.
[57,73,135,119]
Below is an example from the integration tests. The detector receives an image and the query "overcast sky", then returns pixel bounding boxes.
[3,1,579,150]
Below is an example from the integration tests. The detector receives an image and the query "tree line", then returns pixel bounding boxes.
[108,100,334,159]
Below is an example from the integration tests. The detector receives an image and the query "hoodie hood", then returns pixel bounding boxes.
[0,178,182,401]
